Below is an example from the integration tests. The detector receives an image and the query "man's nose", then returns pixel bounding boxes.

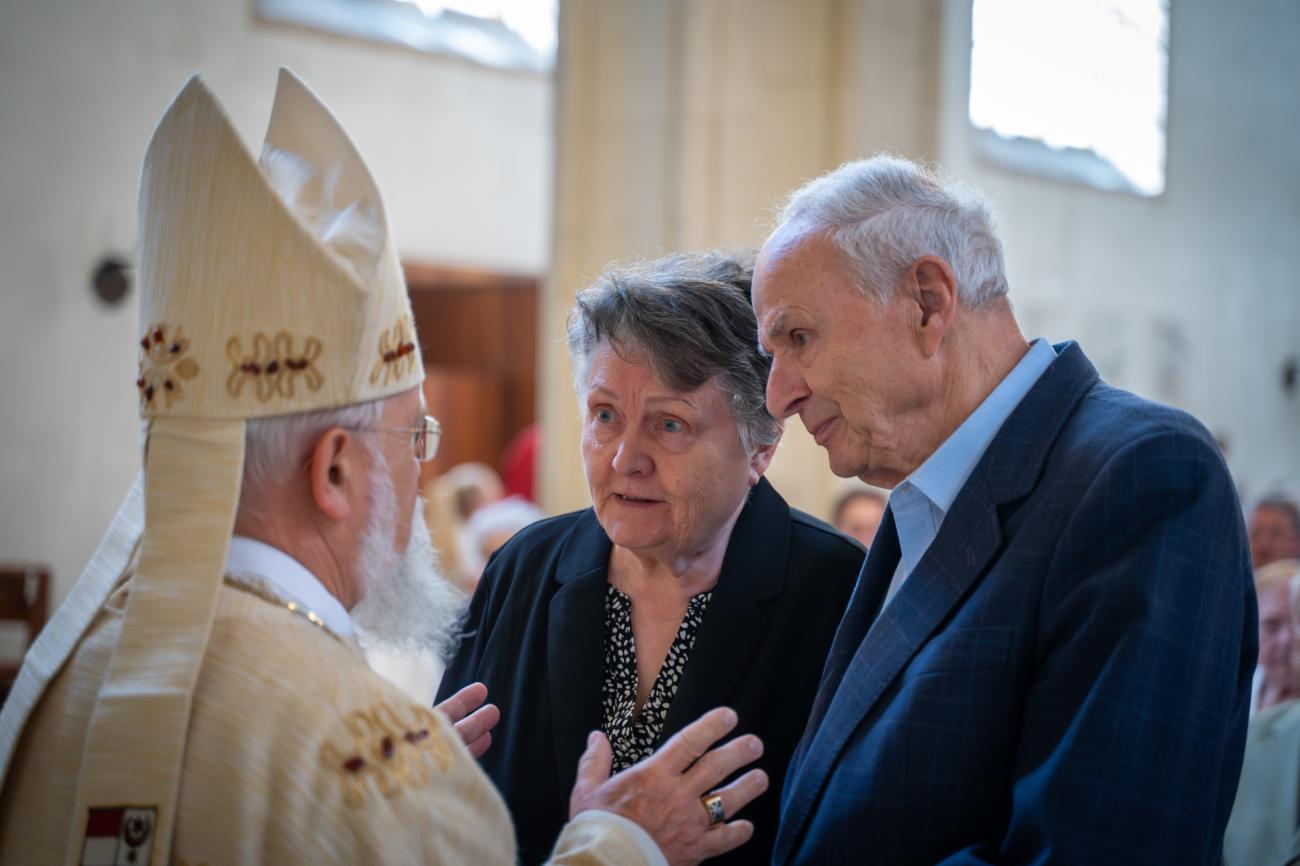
[766,355,808,419]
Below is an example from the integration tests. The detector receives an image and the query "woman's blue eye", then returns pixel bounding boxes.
[595,408,614,423]
[661,418,684,433]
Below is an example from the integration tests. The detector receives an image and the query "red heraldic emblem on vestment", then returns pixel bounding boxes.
[80,807,156,866]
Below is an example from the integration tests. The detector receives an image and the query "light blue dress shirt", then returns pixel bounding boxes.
[880,338,1058,612]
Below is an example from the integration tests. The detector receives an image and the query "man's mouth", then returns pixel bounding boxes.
[615,494,658,504]
[808,417,837,446]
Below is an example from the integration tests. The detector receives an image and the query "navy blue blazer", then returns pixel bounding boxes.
[776,342,1257,865]
[438,477,862,865]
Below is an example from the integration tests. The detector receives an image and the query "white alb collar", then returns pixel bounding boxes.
[225,536,354,637]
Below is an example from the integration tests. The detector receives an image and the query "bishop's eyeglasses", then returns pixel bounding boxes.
[349,415,442,463]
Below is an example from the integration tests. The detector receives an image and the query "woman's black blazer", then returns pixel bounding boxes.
[437,477,863,865]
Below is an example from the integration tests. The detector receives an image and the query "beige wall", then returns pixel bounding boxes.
[0,0,552,607]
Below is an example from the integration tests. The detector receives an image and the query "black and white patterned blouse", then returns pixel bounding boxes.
[600,583,713,772]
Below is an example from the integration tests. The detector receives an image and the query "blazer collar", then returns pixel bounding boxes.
[547,478,790,797]
[662,478,789,736]
[776,341,1099,866]
[547,511,611,800]
[550,477,789,598]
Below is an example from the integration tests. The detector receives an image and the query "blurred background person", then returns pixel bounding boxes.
[500,423,540,503]
[424,462,505,595]
[465,494,545,568]
[438,251,863,865]
[1250,495,1300,569]
[1225,558,1300,866]
[1254,558,1300,715]
[830,486,887,549]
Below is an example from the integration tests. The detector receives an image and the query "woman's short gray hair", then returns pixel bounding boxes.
[778,154,1008,307]
[566,250,782,454]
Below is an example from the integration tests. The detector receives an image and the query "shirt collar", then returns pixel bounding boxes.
[906,337,1057,515]
[225,535,354,637]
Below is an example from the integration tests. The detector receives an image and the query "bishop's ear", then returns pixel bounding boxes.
[908,256,958,356]
[307,428,356,521]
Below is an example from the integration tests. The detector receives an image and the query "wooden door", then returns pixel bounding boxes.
[404,264,538,488]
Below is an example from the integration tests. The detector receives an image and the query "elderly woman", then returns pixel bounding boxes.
[437,251,862,865]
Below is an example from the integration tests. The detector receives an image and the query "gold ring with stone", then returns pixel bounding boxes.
[701,793,726,826]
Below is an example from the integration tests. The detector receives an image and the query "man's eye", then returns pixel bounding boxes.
[595,408,615,423]
[661,418,684,434]
[792,330,810,347]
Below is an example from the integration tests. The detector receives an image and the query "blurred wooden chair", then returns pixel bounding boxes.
[0,565,50,707]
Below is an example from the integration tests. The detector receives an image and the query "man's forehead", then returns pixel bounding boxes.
[755,230,839,312]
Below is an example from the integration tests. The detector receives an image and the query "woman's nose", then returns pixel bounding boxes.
[610,431,652,477]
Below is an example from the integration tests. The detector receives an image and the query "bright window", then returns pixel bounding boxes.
[969,0,1169,196]
[259,0,557,72]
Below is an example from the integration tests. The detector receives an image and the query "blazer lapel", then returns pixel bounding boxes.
[660,478,789,739]
[775,342,1101,866]
[547,513,613,801]
[789,507,899,773]
[776,491,1002,866]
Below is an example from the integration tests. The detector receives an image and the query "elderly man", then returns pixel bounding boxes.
[752,156,1256,864]
[0,72,763,866]
[1250,495,1300,569]
[1254,558,1300,713]
[1225,559,1300,866]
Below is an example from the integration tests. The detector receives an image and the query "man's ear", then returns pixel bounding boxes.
[308,428,357,522]
[747,433,781,485]
[905,256,959,357]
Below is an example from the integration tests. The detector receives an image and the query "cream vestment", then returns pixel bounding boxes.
[0,70,658,866]
[0,564,650,864]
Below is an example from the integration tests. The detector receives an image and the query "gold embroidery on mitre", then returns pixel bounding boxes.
[225,332,323,402]
[319,702,452,807]
[369,315,418,387]
[137,324,201,410]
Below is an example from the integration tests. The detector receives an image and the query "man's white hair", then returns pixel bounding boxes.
[240,398,387,499]
[777,154,1008,307]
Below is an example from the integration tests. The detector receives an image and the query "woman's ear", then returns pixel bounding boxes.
[747,433,781,485]
[308,428,357,522]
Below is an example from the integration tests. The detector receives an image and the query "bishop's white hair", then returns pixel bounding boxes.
[777,155,1009,308]
[240,399,387,498]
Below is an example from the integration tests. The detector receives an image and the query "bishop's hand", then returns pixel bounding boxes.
[434,681,500,759]
[568,707,768,866]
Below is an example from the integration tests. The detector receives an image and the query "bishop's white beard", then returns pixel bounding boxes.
[351,467,465,661]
